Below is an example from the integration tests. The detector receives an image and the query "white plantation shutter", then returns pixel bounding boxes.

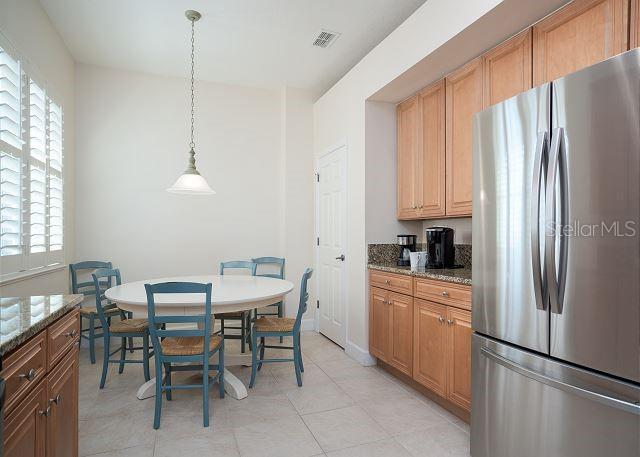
[0,43,65,277]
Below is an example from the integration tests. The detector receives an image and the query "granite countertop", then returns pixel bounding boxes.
[368,263,472,286]
[0,294,84,357]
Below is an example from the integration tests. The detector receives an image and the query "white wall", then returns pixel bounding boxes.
[0,0,75,297]
[75,64,316,321]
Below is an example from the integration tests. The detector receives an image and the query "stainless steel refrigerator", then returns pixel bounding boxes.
[471,49,640,457]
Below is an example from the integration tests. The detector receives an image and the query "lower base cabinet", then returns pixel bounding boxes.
[369,270,472,413]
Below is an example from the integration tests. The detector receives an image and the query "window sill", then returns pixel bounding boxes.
[0,263,67,287]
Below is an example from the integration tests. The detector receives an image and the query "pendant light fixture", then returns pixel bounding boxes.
[167,10,215,194]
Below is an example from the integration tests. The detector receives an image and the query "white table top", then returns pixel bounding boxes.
[105,275,294,314]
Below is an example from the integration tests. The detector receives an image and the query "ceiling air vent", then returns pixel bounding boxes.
[313,30,340,48]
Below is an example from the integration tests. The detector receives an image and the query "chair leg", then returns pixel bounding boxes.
[79,316,84,349]
[142,333,151,382]
[247,312,253,351]
[257,336,265,371]
[298,332,304,373]
[203,361,210,428]
[240,315,246,354]
[118,337,126,374]
[249,332,258,388]
[89,315,96,364]
[279,303,284,343]
[153,360,163,429]
[293,333,302,387]
[218,343,225,399]
[164,363,172,401]
[99,333,110,389]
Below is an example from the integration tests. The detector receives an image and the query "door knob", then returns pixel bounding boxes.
[335,254,345,261]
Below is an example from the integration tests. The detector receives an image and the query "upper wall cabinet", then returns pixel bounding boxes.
[417,80,446,218]
[397,95,420,219]
[632,0,640,48]
[483,28,533,108]
[533,0,629,85]
[445,57,483,217]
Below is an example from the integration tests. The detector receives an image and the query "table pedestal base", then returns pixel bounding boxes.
[135,352,253,400]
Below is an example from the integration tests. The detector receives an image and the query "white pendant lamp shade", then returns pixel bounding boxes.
[167,10,215,195]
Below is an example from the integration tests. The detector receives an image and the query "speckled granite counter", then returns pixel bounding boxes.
[0,294,83,356]
[368,263,472,286]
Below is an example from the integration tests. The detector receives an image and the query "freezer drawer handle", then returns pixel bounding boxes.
[531,131,548,310]
[480,347,640,416]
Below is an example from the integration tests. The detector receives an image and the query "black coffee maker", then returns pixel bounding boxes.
[397,234,417,266]
[425,227,455,268]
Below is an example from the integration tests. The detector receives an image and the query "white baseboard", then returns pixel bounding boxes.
[345,339,376,366]
[301,318,316,332]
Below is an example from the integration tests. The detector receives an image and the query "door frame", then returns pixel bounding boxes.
[314,140,349,347]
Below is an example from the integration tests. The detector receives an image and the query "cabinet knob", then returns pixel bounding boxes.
[384,280,390,285]
[412,205,417,209]
[441,291,449,297]
[64,329,78,338]
[447,319,454,325]
[19,368,36,382]
[39,406,51,417]
[50,394,61,405]
[438,316,445,323]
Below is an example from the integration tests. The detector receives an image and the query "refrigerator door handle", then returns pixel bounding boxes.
[546,127,568,314]
[531,131,548,310]
[480,347,640,416]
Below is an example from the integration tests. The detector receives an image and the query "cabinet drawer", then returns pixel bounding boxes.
[414,278,471,310]
[0,331,47,416]
[47,310,80,371]
[369,270,413,295]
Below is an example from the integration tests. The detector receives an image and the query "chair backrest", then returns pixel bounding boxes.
[70,261,113,296]
[144,282,213,361]
[219,260,257,276]
[90,268,121,328]
[293,268,313,332]
[252,257,285,279]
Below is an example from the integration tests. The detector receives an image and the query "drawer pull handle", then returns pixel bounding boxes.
[50,394,61,405]
[441,291,449,296]
[19,368,37,382]
[64,329,78,338]
[39,406,51,417]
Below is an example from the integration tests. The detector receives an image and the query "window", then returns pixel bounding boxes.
[0,44,64,277]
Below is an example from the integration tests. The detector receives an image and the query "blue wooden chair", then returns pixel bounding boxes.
[217,261,257,353]
[91,268,153,389]
[70,261,132,364]
[145,281,224,429]
[252,257,285,342]
[249,268,313,388]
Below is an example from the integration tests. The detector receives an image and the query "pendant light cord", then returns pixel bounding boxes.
[189,17,196,150]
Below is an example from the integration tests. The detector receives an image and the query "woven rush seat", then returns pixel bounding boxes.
[161,335,223,356]
[79,306,120,316]
[254,316,295,333]
[109,318,149,333]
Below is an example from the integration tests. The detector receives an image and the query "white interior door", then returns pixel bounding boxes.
[317,144,347,347]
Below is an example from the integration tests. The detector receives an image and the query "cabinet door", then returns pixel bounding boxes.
[446,307,472,411]
[445,57,483,216]
[388,292,413,376]
[397,95,419,219]
[483,28,533,108]
[3,379,47,457]
[416,79,446,218]
[369,287,390,362]
[632,0,639,48]
[47,348,79,457]
[533,0,628,85]
[413,299,447,396]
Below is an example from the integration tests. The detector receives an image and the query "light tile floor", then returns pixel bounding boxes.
[78,332,470,457]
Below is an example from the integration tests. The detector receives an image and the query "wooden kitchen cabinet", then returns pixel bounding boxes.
[533,0,628,85]
[397,95,420,219]
[3,379,47,457]
[445,57,483,217]
[369,286,413,375]
[388,292,413,376]
[47,348,79,457]
[632,0,639,48]
[416,79,446,218]
[369,287,391,362]
[483,28,533,107]
[413,299,447,397]
[446,307,472,411]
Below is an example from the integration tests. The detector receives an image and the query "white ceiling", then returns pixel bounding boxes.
[40,0,427,95]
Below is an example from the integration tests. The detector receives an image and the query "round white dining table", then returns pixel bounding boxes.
[105,274,294,400]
